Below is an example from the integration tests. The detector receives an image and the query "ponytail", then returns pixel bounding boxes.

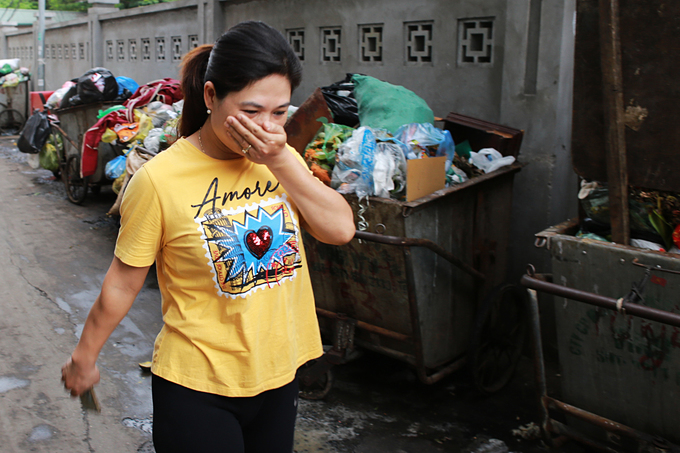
[178,44,212,138]
[178,22,302,138]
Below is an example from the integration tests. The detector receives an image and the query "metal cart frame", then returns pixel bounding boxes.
[286,89,529,399]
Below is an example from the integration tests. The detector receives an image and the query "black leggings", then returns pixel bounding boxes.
[151,374,299,453]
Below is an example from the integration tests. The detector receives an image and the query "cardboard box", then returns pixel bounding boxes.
[406,155,446,202]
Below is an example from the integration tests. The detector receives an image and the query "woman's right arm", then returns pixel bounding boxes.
[62,256,150,396]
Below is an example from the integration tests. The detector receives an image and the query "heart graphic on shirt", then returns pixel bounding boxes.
[244,226,273,259]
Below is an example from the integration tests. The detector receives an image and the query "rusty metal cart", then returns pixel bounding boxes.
[286,90,528,399]
[519,2,680,452]
[51,102,120,204]
[523,227,680,453]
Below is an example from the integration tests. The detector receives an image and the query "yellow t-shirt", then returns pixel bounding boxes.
[115,138,322,397]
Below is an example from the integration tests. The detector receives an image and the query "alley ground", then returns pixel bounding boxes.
[0,137,590,453]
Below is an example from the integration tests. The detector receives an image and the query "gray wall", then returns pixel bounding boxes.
[0,0,578,350]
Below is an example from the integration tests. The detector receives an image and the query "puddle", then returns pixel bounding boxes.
[122,416,153,434]
[55,297,72,314]
[0,376,29,393]
[28,424,53,442]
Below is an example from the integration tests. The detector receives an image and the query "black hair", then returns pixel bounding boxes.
[178,21,302,137]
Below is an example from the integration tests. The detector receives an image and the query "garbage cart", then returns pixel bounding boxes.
[519,2,680,452]
[52,102,120,204]
[286,89,528,398]
[0,79,29,135]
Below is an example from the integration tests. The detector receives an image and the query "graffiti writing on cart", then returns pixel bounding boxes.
[568,296,680,386]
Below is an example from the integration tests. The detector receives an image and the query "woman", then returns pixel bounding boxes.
[61,21,355,452]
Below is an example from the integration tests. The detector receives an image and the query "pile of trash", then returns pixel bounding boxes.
[0,58,30,88]
[28,68,183,214]
[301,74,515,201]
[45,67,138,110]
[578,180,680,253]
[84,77,183,215]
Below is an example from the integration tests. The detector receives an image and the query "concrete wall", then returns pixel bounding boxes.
[0,0,578,350]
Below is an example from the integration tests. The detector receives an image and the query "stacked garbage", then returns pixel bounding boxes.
[301,74,515,201]
[578,180,680,253]
[0,58,30,88]
[33,69,183,213]
[83,78,183,215]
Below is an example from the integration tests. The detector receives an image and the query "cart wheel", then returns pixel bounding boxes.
[298,361,334,400]
[0,108,25,135]
[469,283,529,394]
[63,155,88,205]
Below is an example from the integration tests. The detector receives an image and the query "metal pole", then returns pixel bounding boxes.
[37,0,45,90]
[599,0,629,245]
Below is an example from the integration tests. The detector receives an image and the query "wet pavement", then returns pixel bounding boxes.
[0,136,590,452]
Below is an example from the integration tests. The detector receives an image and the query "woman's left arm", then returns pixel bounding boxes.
[227,114,355,245]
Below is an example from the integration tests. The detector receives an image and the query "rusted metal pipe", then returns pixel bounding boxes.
[354,230,486,281]
[547,419,624,453]
[527,288,551,443]
[545,397,680,452]
[315,307,411,343]
[521,273,680,328]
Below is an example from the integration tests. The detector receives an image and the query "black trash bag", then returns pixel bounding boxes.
[17,110,51,154]
[115,88,133,102]
[59,83,79,109]
[77,68,119,104]
[321,73,359,127]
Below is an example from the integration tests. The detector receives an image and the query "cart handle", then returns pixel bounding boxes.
[50,122,79,151]
[521,271,680,328]
[353,230,485,281]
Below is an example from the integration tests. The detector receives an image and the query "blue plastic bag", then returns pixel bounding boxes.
[116,76,139,97]
[395,123,455,160]
[105,153,127,180]
[331,127,376,198]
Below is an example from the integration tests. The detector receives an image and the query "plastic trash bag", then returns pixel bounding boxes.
[134,111,153,141]
[143,128,164,154]
[162,117,179,147]
[115,76,139,100]
[77,68,118,104]
[112,172,126,194]
[332,127,376,198]
[145,101,176,128]
[395,123,455,159]
[0,58,19,76]
[352,74,434,134]
[101,128,118,144]
[18,110,51,154]
[59,83,79,109]
[105,153,127,180]
[26,153,40,169]
[321,74,359,127]
[373,140,408,199]
[38,142,60,172]
[46,81,76,110]
[469,148,516,173]
[2,72,19,88]
[448,165,469,185]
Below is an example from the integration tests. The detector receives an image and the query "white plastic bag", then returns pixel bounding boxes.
[469,148,515,173]
[143,128,164,154]
[373,141,407,198]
